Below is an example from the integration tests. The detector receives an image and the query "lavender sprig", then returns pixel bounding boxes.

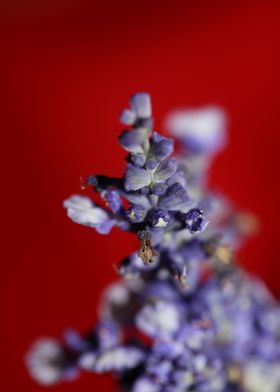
[26,93,280,392]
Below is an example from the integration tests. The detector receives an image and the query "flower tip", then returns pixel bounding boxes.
[130,92,152,119]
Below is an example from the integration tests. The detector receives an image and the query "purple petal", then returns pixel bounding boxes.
[105,190,122,213]
[130,93,152,118]
[94,346,145,373]
[124,164,151,191]
[120,109,137,125]
[158,183,190,211]
[148,134,174,163]
[119,129,148,153]
[153,157,178,183]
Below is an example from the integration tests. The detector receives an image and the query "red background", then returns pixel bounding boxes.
[1,1,280,391]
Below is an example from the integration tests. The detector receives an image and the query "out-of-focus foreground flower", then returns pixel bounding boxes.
[26,93,279,392]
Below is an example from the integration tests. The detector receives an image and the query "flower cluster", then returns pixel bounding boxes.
[26,93,280,392]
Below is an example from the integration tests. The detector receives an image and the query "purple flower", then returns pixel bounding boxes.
[120,92,152,127]
[158,183,190,211]
[78,352,97,370]
[63,329,89,352]
[104,189,122,213]
[93,346,145,373]
[25,338,65,386]
[27,92,280,392]
[124,164,152,191]
[165,106,227,155]
[153,157,178,183]
[130,93,152,119]
[146,358,172,383]
[150,182,168,196]
[63,195,115,234]
[150,209,170,228]
[119,128,150,154]
[146,133,174,167]
[184,208,209,234]
[95,320,121,350]
[126,204,148,223]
